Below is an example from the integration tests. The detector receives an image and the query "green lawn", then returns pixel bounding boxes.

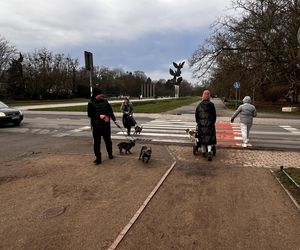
[30,96,200,113]
[8,98,89,106]
[129,97,199,113]
[224,100,300,115]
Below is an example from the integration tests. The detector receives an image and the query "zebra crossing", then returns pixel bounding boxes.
[3,117,299,149]
[115,119,246,147]
[0,119,246,147]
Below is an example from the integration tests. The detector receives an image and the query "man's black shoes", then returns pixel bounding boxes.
[94,157,101,165]
[94,155,112,164]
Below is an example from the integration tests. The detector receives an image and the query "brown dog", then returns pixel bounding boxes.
[117,140,136,154]
[139,146,152,163]
[185,128,197,141]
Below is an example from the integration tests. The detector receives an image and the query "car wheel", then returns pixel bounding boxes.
[13,120,21,126]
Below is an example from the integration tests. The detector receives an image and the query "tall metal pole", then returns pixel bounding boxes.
[235,88,238,108]
[84,51,93,97]
[297,27,300,103]
[89,70,93,97]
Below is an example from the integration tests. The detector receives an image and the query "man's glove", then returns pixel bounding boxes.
[100,115,110,123]
[230,118,234,123]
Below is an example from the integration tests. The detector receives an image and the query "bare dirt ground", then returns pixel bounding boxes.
[0,138,299,250]
[0,138,174,250]
[120,147,300,250]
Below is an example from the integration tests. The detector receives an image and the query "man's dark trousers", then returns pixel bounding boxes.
[92,127,112,159]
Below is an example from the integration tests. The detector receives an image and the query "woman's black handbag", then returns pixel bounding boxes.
[129,115,136,126]
[123,114,136,128]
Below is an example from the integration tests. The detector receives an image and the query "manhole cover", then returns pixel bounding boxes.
[41,206,66,219]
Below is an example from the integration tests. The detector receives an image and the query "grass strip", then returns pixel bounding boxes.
[275,168,300,205]
[224,100,300,115]
[8,98,89,106]
[30,96,200,113]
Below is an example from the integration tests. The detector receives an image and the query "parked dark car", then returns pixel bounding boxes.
[0,101,23,126]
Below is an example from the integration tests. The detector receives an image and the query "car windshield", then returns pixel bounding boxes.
[0,101,9,108]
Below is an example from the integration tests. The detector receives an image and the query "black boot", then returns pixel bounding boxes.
[94,154,101,165]
[207,152,212,161]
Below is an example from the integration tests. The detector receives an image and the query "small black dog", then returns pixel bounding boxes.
[139,146,152,163]
[117,140,135,154]
[134,125,143,135]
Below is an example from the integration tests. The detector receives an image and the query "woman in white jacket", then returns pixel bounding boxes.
[231,96,257,148]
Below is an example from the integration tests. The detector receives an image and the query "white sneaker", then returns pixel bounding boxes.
[242,143,247,148]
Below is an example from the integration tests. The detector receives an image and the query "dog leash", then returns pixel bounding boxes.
[115,123,136,141]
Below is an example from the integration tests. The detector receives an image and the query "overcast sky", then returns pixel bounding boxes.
[0,0,233,84]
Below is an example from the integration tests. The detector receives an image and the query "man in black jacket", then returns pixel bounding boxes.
[88,88,118,165]
[195,90,217,161]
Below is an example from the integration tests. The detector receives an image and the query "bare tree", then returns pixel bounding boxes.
[190,0,300,100]
[22,48,79,99]
[0,35,17,79]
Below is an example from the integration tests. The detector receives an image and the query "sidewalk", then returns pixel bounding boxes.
[170,146,300,169]
[1,137,299,249]
[2,98,300,249]
[118,148,300,250]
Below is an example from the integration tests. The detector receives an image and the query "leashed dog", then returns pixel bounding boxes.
[133,125,143,135]
[117,140,136,154]
[139,146,152,163]
[185,128,197,140]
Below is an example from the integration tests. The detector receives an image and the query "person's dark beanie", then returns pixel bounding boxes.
[93,88,102,97]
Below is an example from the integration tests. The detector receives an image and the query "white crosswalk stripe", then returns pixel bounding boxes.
[115,120,198,144]
[280,125,300,134]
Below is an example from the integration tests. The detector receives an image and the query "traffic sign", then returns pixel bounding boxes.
[84,51,93,71]
[233,81,240,89]
[84,51,94,97]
